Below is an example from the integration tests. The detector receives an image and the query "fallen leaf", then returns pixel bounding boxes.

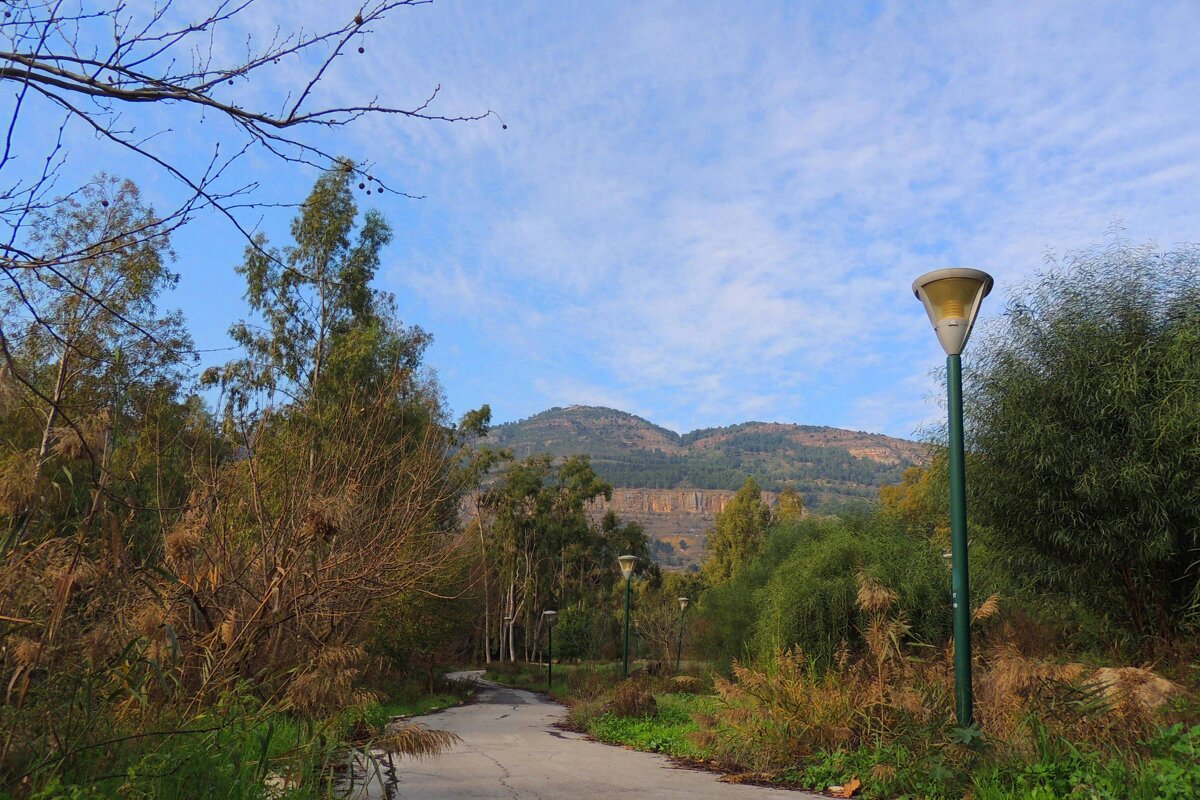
[830,777,862,797]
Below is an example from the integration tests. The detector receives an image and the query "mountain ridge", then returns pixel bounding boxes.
[487,405,925,510]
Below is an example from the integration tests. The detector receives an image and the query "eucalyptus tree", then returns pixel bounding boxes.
[479,454,659,661]
[2,176,192,463]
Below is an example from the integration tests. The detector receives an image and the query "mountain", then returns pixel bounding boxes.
[487,406,926,569]
[488,405,925,507]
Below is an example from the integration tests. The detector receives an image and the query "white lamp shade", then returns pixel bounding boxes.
[677,597,690,611]
[617,554,637,580]
[543,609,558,626]
[912,268,994,356]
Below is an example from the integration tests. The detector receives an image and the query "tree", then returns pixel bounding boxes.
[965,239,1200,636]
[475,456,660,663]
[1,1,495,460]
[214,159,420,414]
[878,462,948,541]
[776,486,806,521]
[2,175,192,463]
[703,476,772,583]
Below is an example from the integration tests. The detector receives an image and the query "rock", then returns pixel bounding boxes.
[1090,666,1187,711]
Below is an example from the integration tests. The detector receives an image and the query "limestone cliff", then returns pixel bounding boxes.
[587,487,784,569]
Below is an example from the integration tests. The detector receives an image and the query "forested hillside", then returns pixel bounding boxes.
[488,405,925,510]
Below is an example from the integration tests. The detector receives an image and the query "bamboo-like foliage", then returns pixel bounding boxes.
[964,238,1200,636]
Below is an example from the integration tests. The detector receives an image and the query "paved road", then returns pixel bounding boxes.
[347,670,819,799]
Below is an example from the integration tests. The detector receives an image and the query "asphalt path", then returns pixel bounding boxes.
[346,669,820,799]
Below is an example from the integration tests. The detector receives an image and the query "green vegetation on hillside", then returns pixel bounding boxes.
[488,407,922,509]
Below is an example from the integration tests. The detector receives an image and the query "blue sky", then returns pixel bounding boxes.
[16,1,1200,439]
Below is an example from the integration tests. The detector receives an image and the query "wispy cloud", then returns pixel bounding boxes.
[37,1,1195,440]
[314,0,1200,439]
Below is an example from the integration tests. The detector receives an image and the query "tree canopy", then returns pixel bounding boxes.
[966,239,1200,636]
[703,476,773,583]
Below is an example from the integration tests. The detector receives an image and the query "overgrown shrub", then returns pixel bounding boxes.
[699,515,949,669]
[693,571,1193,797]
[966,239,1200,638]
[568,668,616,701]
[606,679,658,718]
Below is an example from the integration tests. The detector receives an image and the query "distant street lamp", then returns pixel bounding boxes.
[503,615,513,663]
[913,267,993,728]
[675,597,690,673]
[618,555,637,678]
[543,610,558,688]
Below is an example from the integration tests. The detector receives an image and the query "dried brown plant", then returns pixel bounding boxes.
[377,723,460,759]
[0,448,43,515]
[855,571,898,614]
[693,576,1187,785]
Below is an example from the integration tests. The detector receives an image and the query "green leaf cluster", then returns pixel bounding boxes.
[965,239,1200,636]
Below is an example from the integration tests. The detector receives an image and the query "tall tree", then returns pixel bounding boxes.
[966,240,1200,636]
[216,159,420,413]
[1,174,192,466]
[703,476,772,583]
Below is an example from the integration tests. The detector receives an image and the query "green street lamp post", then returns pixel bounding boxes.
[913,267,993,728]
[618,555,637,678]
[543,609,558,688]
[675,596,690,673]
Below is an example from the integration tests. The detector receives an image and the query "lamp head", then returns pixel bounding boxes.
[912,268,994,356]
[542,609,558,627]
[677,596,690,612]
[617,554,637,580]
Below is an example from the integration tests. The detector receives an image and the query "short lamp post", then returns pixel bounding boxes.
[543,610,558,688]
[503,615,513,663]
[913,267,993,728]
[675,597,690,673]
[618,555,637,678]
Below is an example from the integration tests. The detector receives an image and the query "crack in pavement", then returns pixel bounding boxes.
[479,748,526,800]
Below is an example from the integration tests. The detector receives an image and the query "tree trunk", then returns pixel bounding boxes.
[37,343,71,458]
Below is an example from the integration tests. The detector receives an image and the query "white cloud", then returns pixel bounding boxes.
[52,0,1188,438]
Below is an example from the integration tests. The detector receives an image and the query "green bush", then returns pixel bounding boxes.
[699,515,949,668]
[697,517,823,668]
[966,241,1200,638]
[754,514,949,665]
[554,605,614,661]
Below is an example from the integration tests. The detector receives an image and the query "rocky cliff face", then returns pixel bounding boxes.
[487,404,924,569]
[588,488,783,569]
[592,487,777,515]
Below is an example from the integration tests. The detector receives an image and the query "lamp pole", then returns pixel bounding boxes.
[618,555,636,678]
[947,351,972,726]
[675,597,690,673]
[913,267,993,728]
[543,610,558,688]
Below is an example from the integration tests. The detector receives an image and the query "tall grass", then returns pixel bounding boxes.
[690,573,1197,797]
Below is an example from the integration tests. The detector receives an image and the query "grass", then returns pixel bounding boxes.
[587,693,710,758]
[485,652,1200,799]
[483,659,622,700]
